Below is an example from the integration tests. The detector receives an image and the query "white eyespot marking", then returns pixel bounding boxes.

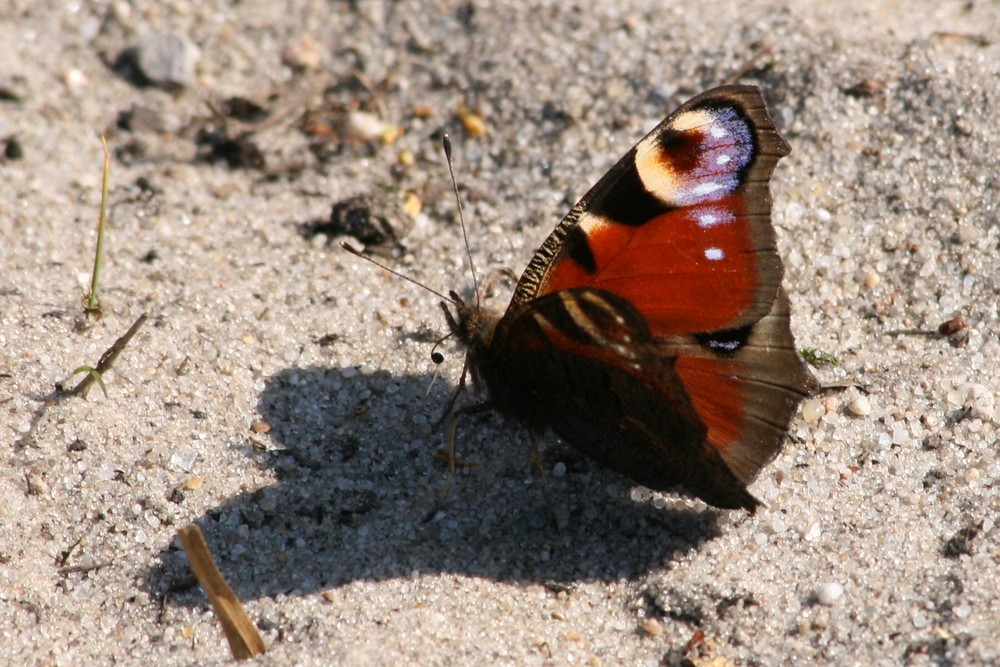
[706,339,742,352]
[696,207,734,228]
[636,106,754,206]
[705,247,724,261]
[698,213,718,228]
[691,182,724,197]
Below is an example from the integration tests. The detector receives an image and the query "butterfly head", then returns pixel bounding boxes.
[440,290,501,357]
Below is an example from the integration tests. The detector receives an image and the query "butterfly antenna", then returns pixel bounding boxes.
[341,242,455,304]
[442,135,481,307]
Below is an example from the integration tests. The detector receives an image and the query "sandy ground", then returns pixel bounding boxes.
[2,1,999,665]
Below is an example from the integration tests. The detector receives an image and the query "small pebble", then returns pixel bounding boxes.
[803,522,821,542]
[816,582,844,606]
[170,450,198,472]
[257,491,278,513]
[403,191,421,216]
[642,618,663,636]
[847,395,872,417]
[281,35,322,70]
[250,420,271,434]
[26,471,48,495]
[966,384,996,422]
[347,111,389,142]
[116,105,165,133]
[327,193,412,253]
[182,477,204,491]
[62,68,87,90]
[801,399,825,424]
[456,105,487,137]
[126,32,201,90]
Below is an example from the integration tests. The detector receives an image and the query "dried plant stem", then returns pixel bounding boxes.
[84,135,110,316]
[178,524,266,660]
[71,313,148,397]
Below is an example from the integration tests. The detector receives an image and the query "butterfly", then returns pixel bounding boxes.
[438,84,817,512]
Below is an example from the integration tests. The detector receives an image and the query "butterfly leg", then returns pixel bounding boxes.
[434,353,470,428]
[480,267,518,299]
[527,431,560,530]
[423,401,494,522]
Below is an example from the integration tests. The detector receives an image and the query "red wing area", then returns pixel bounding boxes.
[669,288,817,483]
[673,356,743,452]
[492,288,757,509]
[491,286,815,508]
[508,85,789,337]
[540,196,777,336]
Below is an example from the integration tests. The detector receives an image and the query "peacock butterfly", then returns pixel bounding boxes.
[438,84,817,512]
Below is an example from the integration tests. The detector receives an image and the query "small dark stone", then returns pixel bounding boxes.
[4,137,23,160]
[942,521,981,558]
[220,96,269,123]
[305,193,412,256]
[115,138,148,164]
[135,177,158,196]
[67,439,88,452]
[938,314,969,347]
[844,79,885,98]
[315,333,340,346]
[117,105,165,133]
[195,127,265,169]
[256,615,280,632]
[0,83,23,102]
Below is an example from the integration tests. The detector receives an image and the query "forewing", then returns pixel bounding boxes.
[508,85,790,337]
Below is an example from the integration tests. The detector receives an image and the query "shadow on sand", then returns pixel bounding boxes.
[146,364,726,603]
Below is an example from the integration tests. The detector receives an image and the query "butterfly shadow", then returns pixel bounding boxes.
[146,364,725,606]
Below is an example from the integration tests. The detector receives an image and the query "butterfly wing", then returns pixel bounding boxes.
[487,85,815,509]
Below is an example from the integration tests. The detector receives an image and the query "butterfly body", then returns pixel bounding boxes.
[445,85,816,512]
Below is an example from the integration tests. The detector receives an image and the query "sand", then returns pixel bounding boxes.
[2,1,998,665]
